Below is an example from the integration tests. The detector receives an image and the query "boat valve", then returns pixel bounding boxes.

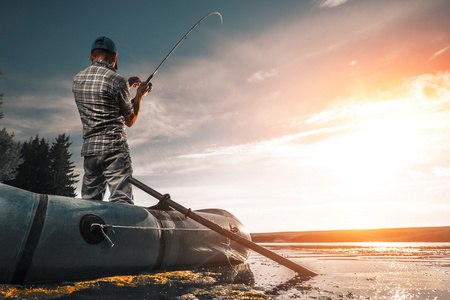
[79,214,108,245]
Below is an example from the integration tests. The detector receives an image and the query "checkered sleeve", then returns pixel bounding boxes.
[116,77,133,117]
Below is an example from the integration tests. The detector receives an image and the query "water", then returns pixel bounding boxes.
[1,243,449,299]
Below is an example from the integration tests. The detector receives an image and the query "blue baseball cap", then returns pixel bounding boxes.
[91,36,117,54]
[91,36,118,69]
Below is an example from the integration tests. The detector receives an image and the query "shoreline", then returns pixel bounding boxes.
[250,226,450,243]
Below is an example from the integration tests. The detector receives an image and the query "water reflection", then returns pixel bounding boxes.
[262,242,450,258]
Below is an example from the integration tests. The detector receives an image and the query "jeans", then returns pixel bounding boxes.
[82,151,134,204]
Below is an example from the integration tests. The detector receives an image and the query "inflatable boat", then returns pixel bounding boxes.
[0,183,251,284]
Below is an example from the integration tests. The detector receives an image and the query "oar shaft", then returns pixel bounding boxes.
[129,177,318,277]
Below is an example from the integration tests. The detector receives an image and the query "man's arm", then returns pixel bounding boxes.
[125,82,151,127]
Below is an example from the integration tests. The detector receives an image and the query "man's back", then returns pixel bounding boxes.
[73,59,133,157]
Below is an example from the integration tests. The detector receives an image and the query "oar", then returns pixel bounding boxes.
[129,176,318,278]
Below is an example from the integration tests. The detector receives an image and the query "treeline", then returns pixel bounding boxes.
[0,129,79,197]
[0,75,78,197]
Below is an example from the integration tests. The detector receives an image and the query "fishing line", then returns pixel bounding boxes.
[145,12,223,84]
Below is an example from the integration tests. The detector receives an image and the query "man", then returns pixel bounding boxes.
[73,36,151,204]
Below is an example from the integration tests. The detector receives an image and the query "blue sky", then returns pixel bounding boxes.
[1,0,450,233]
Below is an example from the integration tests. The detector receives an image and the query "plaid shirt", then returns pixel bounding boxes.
[73,59,133,156]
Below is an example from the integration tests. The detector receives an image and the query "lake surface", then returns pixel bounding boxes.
[1,242,449,299]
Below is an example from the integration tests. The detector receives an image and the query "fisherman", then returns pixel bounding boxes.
[73,36,151,204]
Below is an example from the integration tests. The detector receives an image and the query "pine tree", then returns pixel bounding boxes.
[0,92,4,120]
[6,135,52,194]
[49,134,79,197]
[0,72,23,183]
[0,69,4,120]
[0,128,23,182]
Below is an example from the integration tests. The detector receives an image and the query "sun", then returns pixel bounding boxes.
[315,98,426,193]
[339,115,419,189]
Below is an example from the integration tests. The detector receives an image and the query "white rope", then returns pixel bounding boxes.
[98,225,115,247]
[91,223,211,231]
[90,223,211,248]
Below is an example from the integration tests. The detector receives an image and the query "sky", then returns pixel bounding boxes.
[1,0,450,233]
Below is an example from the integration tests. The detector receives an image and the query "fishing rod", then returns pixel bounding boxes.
[145,12,223,84]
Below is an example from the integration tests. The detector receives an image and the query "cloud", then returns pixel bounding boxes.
[150,71,450,177]
[247,69,278,83]
[316,0,349,8]
[431,166,450,177]
[2,77,80,140]
[114,0,450,161]
[126,0,450,183]
[430,45,450,60]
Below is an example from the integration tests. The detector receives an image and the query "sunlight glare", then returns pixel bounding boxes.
[315,98,425,193]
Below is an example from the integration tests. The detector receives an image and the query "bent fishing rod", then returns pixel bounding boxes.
[145,12,223,85]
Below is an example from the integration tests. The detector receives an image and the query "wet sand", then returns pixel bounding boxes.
[1,242,449,299]
[249,243,450,299]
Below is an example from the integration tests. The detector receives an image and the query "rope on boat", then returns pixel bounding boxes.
[91,223,211,231]
[90,223,211,248]
[97,224,115,247]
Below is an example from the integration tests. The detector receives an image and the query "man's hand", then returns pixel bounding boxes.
[137,82,152,97]
[128,76,141,88]
[125,82,152,127]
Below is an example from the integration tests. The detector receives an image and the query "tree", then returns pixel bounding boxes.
[0,71,23,183]
[5,133,79,197]
[0,128,23,182]
[0,69,4,120]
[0,92,4,120]
[6,135,52,194]
[49,134,79,197]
